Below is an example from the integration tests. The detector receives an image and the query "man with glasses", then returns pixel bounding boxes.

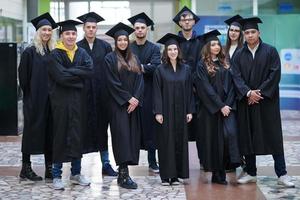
[173,6,204,169]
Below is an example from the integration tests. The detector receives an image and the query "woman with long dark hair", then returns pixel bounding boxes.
[18,13,57,182]
[224,15,244,65]
[194,30,240,185]
[153,33,194,186]
[104,22,144,189]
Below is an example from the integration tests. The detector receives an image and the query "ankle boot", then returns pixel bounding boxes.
[211,171,227,185]
[45,163,53,181]
[20,162,43,181]
[117,167,138,189]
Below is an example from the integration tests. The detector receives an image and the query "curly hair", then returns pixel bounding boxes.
[201,39,228,76]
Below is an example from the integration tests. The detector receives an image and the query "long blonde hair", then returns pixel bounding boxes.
[32,27,56,56]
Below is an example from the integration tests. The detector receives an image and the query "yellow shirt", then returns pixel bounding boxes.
[55,41,78,62]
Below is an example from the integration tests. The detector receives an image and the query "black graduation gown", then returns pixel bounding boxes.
[47,47,93,163]
[18,46,52,154]
[193,61,240,171]
[153,63,195,179]
[104,52,144,166]
[77,38,112,153]
[130,40,161,150]
[178,30,205,141]
[231,40,284,156]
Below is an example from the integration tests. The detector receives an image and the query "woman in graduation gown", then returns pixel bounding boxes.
[18,13,57,182]
[224,15,244,65]
[193,30,240,185]
[104,22,144,190]
[153,33,195,186]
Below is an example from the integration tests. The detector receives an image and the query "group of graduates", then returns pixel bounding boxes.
[18,5,295,191]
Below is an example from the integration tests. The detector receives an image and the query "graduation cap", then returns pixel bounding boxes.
[201,30,221,44]
[239,17,263,31]
[128,12,154,30]
[56,20,83,35]
[77,12,104,23]
[31,12,58,30]
[173,6,200,27]
[157,33,185,47]
[224,14,243,28]
[105,22,135,38]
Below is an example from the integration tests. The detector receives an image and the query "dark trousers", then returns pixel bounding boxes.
[245,154,287,177]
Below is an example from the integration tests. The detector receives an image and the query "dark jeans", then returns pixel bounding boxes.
[52,159,81,179]
[245,154,287,177]
[148,148,157,166]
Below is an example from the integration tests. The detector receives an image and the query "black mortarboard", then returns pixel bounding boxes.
[105,22,135,38]
[173,6,200,26]
[128,12,154,27]
[201,30,221,44]
[56,20,83,35]
[31,12,58,30]
[224,14,243,28]
[239,17,263,31]
[77,12,104,23]
[157,33,185,47]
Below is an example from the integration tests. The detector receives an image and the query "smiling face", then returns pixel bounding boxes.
[167,44,179,61]
[61,30,77,48]
[83,22,97,39]
[39,25,53,43]
[133,22,148,39]
[228,25,241,42]
[116,35,128,51]
[210,40,221,57]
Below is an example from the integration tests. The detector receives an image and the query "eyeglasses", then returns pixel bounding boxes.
[180,18,194,22]
[229,28,240,33]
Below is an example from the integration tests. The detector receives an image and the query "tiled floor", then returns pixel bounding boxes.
[0,110,299,199]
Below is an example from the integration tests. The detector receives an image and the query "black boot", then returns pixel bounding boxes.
[117,166,138,189]
[44,163,53,182]
[211,171,227,185]
[20,162,43,182]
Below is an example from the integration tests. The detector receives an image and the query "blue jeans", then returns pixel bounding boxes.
[245,154,287,177]
[100,150,110,166]
[52,159,82,179]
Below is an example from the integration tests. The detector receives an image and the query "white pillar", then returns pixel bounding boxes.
[253,0,258,16]
[23,0,28,43]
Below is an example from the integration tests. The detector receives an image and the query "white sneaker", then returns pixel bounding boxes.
[237,174,257,184]
[70,174,90,186]
[52,178,64,190]
[278,175,295,188]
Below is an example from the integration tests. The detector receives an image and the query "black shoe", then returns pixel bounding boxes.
[45,163,53,182]
[161,178,169,186]
[20,163,43,182]
[117,167,138,189]
[102,163,118,176]
[170,178,180,185]
[211,171,227,185]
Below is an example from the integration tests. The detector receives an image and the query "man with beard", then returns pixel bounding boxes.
[232,17,294,187]
[77,12,117,176]
[173,6,204,169]
[128,12,161,173]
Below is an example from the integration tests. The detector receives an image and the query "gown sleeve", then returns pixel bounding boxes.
[18,49,32,95]
[186,66,195,114]
[152,67,163,115]
[143,45,161,74]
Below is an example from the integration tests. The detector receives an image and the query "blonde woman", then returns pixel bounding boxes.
[18,13,57,182]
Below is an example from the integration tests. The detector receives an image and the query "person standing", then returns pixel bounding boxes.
[194,30,240,185]
[77,12,117,176]
[153,33,194,185]
[173,6,204,167]
[104,22,144,189]
[231,17,294,187]
[18,12,57,182]
[128,12,161,173]
[48,20,93,190]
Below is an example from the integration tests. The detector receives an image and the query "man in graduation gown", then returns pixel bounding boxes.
[128,12,161,173]
[173,6,204,168]
[231,17,294,187]
[77,12,117,176]
[47,20,93,190]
